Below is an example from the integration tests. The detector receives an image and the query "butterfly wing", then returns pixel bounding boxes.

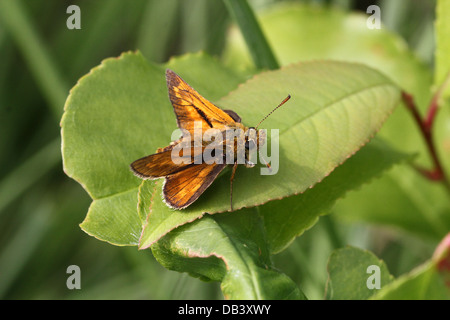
[132,139,226,209]
[163,162,227,209]
[130,138,198,179]
[166,69,239,134]
[130,149,186,179]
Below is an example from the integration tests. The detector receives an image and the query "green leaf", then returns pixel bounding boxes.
[139,60,400,249]
[326,246,393,300]
[151,209,306,300]
[212,61,400,211]
[62,51,166,245]
[62,51,246,246]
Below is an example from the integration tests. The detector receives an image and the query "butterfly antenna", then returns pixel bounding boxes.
[255,95,291,129]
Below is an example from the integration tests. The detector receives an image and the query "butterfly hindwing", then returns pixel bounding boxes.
[163,162,227,209]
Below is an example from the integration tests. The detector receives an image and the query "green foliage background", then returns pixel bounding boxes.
[0,0,448,299]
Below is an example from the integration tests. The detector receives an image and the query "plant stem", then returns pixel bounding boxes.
[402,91,450,191]
[223,0,279,70]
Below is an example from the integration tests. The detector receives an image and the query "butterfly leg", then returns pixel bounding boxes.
[230,162,238,211]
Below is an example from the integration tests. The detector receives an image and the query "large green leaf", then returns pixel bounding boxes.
[62,51,245,245]
[62,51,164,245]
[138,60,401,249]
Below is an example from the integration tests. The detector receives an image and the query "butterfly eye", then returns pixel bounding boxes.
[246,127,257,150]
[245,140,256,150]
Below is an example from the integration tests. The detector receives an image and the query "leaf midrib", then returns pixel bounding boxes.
[279,82,395,138]
[211,216,264,300]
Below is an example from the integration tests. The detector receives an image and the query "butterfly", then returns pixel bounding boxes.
[130,69,290,211]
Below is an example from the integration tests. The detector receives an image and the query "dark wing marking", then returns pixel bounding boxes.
[166,69,239,133]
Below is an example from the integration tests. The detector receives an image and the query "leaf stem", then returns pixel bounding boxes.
[223,0,279,70]
[402,90,450,191]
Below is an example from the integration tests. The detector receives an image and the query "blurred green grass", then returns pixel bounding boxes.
[0,0,439,299]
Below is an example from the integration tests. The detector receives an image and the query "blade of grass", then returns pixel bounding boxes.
[137,0,179,63]
[223,0,278,70]
[180,0,208,54]
[0,194,52,298]
[204,0,229,56]
[0,0,68,119]
[0,138,61,214]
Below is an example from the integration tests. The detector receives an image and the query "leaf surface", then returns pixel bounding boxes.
[326,246,393,300]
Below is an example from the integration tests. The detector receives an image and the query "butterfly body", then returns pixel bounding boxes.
[131,69,268,210]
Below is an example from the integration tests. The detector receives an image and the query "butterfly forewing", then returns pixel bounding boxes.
[166,69,238,133]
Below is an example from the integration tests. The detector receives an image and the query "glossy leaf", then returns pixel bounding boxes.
[62,51,245,245]
[139,59,401,249]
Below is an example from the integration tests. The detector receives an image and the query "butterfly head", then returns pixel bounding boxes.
[243,126,266,168]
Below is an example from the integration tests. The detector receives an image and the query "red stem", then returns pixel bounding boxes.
[401,91,450,190]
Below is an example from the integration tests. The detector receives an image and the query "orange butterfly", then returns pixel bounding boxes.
[130,69,290,211]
